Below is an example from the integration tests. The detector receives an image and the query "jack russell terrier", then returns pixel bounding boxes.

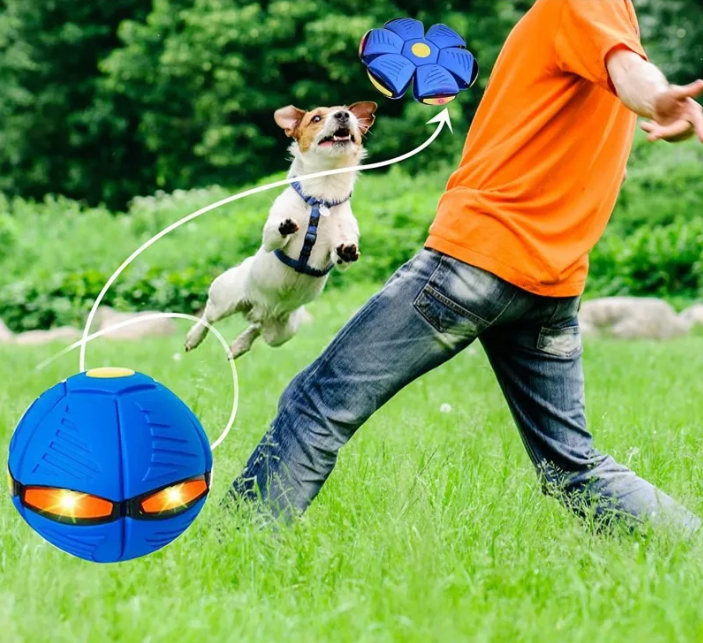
[185,101,378,360]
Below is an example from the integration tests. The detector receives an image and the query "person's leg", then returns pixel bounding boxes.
[480,296,701,535]
[229,250,521,519]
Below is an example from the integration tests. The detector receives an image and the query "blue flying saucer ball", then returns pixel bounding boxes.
[360,18,479,105]
[7,368,212,563]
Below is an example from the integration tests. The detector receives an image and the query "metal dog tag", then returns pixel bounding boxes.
[319,205,331,217]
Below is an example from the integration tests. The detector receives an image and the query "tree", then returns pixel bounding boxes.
[0,0,150,208]
[100,0,531,198]
[0,0,699,207]
[635,0,703,82]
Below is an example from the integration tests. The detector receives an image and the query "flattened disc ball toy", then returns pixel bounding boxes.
[360,18,478,105]
[7,368,212,563]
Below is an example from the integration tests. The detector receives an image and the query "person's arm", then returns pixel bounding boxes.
[607,49,703,143]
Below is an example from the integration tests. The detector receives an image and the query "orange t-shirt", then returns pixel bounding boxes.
[426,0,647,297]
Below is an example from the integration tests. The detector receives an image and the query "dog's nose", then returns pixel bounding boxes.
[334,111,350,122]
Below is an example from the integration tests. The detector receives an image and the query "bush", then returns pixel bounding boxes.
[0,166,446,332]
[587,135,703,302]
[2,134,702,332]
[589,217,703,301]
[609,133,703,234]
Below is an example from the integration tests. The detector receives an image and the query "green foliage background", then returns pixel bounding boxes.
[0,0,534,208]
[0,0,701,331]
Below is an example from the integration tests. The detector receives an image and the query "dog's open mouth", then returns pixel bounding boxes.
[319,127,354,147]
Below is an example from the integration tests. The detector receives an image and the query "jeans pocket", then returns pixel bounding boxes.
[537,325,582,358]
[414,285,488,337]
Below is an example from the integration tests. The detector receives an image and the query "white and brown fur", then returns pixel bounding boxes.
[185,101,378,360]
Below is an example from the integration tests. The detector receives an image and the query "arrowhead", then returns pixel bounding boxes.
[426,107,453,134]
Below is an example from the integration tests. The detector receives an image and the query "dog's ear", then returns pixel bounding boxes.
[275,106,306,138]
[349,101,378,134]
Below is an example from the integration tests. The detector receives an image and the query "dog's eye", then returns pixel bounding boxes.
[311,115,322,123]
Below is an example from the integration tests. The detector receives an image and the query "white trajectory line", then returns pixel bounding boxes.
[79,108,454,371]
[39,313,238,451]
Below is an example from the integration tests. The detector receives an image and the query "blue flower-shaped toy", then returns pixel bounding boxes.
[360,18,478,105]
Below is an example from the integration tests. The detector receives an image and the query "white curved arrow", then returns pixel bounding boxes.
[38,312,239,451]
[79,108,454,371]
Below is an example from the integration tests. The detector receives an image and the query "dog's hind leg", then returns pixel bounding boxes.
[228,324,262,360]
[185,262,251,353]
[261,308,305,348]
[185,298,224,353]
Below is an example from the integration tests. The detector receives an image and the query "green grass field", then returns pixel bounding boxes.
[2,285,703,643]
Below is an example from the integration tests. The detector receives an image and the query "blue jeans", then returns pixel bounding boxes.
[231,249,700,534]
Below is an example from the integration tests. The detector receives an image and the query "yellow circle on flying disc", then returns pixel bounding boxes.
[412,43,432,58]
[86,367,136,379]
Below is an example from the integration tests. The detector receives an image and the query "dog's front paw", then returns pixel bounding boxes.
[279,219,299,236]
[336,244,360,264]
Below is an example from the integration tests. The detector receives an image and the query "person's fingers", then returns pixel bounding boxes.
[669,79,703,100]
[640,118,694,143]
[654,119,692,140]
[640,120,662,141]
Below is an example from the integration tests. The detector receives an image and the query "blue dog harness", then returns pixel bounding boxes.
[274,180,352,278]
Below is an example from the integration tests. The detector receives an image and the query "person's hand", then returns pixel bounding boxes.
[640,80,703,143]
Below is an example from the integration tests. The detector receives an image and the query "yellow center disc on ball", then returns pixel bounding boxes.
[86,367,136,379]
[411,43,432,58]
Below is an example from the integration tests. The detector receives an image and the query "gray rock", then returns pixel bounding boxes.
[578,297,691,340]
[96,306,176,340]
[15,327,82,346]
[680,304,703,329]
[0,319,13,343]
